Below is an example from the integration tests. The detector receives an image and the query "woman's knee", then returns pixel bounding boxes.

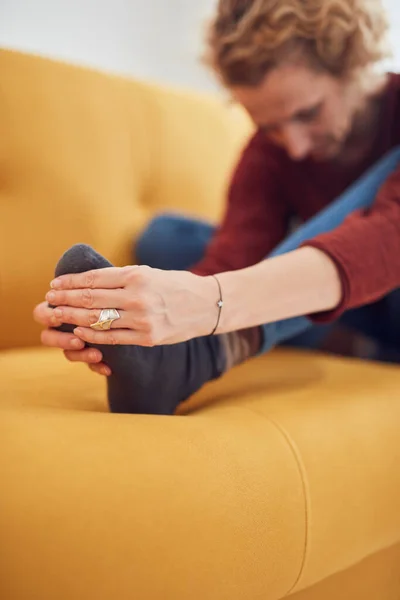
[135,214,181,269]
[135,213,212,271]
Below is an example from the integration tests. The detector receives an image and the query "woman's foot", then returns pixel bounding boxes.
[52,245,225,415]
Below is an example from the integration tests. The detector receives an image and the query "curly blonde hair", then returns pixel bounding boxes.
[205,0,390,86]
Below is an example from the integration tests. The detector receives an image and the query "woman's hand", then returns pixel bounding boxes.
[33,302,111,376]
[44,265,219,346]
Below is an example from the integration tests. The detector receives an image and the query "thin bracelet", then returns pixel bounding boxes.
[211,275,224,335]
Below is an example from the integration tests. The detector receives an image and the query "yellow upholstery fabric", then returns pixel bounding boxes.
[290,543,400,600]
[0,48,250,350]
[1,49,400,600]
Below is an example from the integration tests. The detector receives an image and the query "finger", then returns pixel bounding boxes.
[64,348,104,364]
[50,306,129,329]
[41,328,85,350]
[50,266,137,291]
[73,327,153,347]
[46,289,127,310]
[33,302,63,328]
[89,363,112,377]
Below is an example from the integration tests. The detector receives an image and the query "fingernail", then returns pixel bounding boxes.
[47,292,56,303]
[89,351,99,362]
[51,279,62,289]
[71,338,83,349]
[54,308,63,318]
[102,367,111,377]
[74,328,83,337]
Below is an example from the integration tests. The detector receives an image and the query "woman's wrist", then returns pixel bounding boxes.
[212,270,246,334]
[210,248,343,333]
[191,273,224,338]
[196,272,240,337]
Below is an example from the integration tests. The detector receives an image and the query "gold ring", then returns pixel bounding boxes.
[90,309,121,331]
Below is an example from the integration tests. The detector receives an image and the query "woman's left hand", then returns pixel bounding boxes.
[45,265,220,346]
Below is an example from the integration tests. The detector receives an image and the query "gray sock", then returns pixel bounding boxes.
[51,244,226,415]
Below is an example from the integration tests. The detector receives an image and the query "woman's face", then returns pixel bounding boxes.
[231,62,367,162]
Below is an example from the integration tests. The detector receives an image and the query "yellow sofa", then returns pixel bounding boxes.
[1,49,400,600]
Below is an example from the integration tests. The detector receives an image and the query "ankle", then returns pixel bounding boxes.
[219,326,262,371]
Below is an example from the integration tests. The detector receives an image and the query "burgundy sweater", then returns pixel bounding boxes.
[191,73,400,322]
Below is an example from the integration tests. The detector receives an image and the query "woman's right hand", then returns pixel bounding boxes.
[33,302,111,377]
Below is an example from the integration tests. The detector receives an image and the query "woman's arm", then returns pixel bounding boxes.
[301,166,400,321]
[217,246,342,333]
[43,246,342,347]
[192,131,290,276]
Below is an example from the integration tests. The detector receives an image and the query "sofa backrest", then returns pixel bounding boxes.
[0,49,251,350]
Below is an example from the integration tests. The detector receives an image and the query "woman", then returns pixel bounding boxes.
[34,0,400,414]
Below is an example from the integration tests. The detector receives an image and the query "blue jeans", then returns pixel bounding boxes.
[136,147,400,357]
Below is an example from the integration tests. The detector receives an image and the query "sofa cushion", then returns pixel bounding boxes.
[1,347,400,598]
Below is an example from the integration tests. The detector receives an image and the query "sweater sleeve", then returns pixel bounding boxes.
[191,133,290,277]
[304,164,400,322]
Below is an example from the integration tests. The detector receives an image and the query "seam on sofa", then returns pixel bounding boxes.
[269,417,310,596]
[247,409,310,596]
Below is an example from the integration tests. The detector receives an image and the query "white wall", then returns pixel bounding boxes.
[384,0,400,70]
[1,0,400,91]
[0,0,217,90]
